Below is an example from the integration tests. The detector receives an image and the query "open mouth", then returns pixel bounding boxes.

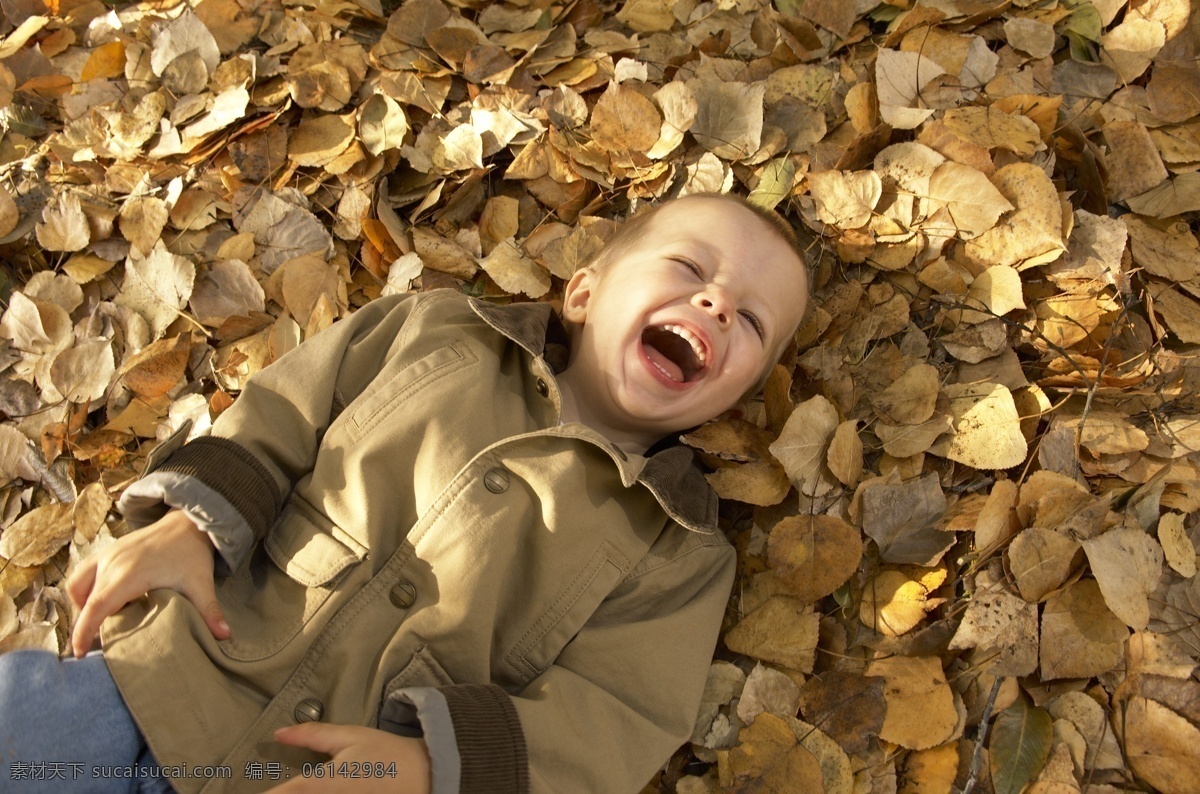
[641,324,708,383]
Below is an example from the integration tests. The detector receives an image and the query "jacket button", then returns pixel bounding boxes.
[389,581,417,609]
[535,378,549,397]
[294,698,323,723]
[484,468,510,493]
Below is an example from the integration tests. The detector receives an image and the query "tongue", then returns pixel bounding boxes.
[644,343,684,382]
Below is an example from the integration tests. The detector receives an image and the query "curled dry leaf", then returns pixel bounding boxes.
[736,663,800,726]
[768,394,839,497]
[1157,513,1197,578]
[0,186,18,238]
[0,501,74,566]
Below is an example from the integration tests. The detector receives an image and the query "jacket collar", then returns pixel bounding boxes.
[469,297,719,535]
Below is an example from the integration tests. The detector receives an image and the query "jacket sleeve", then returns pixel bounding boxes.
[123,293,425,549]
[394,530,737,794]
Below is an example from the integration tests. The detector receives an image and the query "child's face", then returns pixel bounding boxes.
[561,197,808,443]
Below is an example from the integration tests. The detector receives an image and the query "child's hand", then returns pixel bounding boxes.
[270,724,431,794]
[66,509,231,658]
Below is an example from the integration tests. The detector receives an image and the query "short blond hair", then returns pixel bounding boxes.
[588,193,807,277]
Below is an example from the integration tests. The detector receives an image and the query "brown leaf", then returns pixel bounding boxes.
[0,502,74,566]
[768,515,862,604]
[859,472,952,566]
[36,193,90,253]
[50,340,115,404]
[288,115,355,168]
[1039,579,1129,681]
[964,163,1064,269]
[1007,528,1082,603]
[719,712,826,794]
[119,334,193,398]
[948,569,1039,676]
[1157,513,1197,578]
[689,79,765,161]
[1119,696,1200,794]
[797,672,886,755]
[826,420,862,487]
[478,239,549,298]
[82,41,127,81]
[872,363,939,425]
[768,394,839,497]
[119,197,169,257]
[1081,527,1164,631]
[725,595,819,673]
[589,82,660,154]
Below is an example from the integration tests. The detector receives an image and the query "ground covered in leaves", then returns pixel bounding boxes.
[0,0,1199,791]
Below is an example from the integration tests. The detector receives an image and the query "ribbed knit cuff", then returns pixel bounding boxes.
[153,437,283,541]
[438,683,529,794]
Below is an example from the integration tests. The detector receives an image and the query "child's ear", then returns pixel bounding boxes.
[562,267,593,324]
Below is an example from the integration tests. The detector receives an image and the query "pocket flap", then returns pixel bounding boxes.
[265,497,366,587]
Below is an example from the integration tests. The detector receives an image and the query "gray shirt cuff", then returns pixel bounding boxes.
[117,472,255,574]
[380,687,462,794]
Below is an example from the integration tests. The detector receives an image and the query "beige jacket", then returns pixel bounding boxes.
[102,290,736,793]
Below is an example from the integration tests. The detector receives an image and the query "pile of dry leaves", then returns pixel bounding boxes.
[1,0,1198,790]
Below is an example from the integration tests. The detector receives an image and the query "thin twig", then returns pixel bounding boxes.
[961,676,1003,794]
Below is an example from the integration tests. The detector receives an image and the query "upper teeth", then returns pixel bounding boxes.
[661,324,707,364]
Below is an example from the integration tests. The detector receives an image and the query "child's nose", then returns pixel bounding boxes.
[693,288,733,326]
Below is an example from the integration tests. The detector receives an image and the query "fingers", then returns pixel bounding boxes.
[179,574,231,640]
[70,566,140,659]
[274,723,364,755]
[66,556,97,610]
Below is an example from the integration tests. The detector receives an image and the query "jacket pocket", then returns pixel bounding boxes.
[383,645,456,696]
[344,342,475,442]
[265,495,367,587]
[504,540,628,682]
[218,496,366,661]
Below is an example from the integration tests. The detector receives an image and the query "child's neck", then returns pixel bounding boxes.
[555,369,651,457]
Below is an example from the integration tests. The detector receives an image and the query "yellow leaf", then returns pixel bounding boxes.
[82,41,127,82]
[866,655,960,750]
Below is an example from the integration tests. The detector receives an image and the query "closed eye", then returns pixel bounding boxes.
[674,257,703,278]
[741,310,764,340]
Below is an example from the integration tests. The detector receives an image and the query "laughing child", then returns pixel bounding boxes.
[0,192,808,793]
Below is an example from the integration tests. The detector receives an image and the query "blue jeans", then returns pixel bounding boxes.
[0,650,172,793]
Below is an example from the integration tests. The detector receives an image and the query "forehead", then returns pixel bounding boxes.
[646,198,806,285]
